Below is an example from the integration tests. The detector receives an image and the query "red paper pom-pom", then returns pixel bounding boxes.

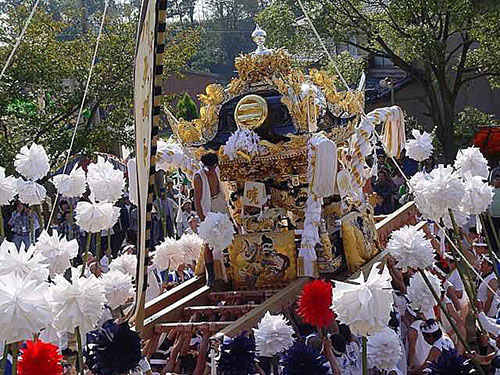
[297,280,334,328]
[18,340,63,375]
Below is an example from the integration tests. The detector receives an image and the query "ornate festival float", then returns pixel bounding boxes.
[132,0,416,362]
[136,24,415,340]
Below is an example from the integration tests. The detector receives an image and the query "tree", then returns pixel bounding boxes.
[257,0,500,161]
[0,1,199,173]
[176,93,198,121]
[190,0,269,80]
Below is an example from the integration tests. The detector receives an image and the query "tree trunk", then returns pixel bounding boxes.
[80,0,88,35]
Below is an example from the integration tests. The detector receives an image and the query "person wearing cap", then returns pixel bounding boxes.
[478,255,500,318]
[193,153,229,287]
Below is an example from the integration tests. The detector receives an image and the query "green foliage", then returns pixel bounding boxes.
[454,106,500,148]
[189,0,268,80]
[176,93,198,121]
[0,1,199,173]
[327,51,366,88]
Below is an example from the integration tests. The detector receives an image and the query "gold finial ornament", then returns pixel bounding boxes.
[234,94,268,129]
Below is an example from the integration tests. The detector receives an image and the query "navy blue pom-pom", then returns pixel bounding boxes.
[427,348,472,375]
[218,332,255,375]
[84,320,142,375]
[281,342,329,375]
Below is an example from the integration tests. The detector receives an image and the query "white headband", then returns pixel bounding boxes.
[421,321,440,334]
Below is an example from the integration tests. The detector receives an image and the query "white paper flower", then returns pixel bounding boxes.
[461,176,494,215]
[407,271,442,312]
[109,253,137,277]
[405,129,433,162]
[86,156,125,203]
[224,129,263,160]
[156,139,186,171]
[100,269,134,309]
[14,143,50,181]
[52,164,87,199]
[154,237,185,271]
[0,272,51,344]
[198,212,234,251]
[331,263,393,336]
[17,179,47,205]
[178,233,203,263]
[0,240,49,281]
[387,225,435,271]
[410,165,464,222]
[367,327,403,370]
[34,230,78,277]
[48,268,105,334]
[75,199,120,233]
[442,209,469,229]
[454,147,489,179]
[0,166,17,205]
[253,311,295,357]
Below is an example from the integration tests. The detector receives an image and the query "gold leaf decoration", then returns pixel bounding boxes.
[198,83,224,106]
[234,48,292,83]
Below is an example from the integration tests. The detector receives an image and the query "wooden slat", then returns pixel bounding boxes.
[213,278,309,339]
[144,275,206,317]
[143,284,211,337]
[155,321,232,333]
[184,304,255,315]
[208,290,277,302]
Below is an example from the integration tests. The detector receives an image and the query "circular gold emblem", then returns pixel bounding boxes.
[234,94,268,129]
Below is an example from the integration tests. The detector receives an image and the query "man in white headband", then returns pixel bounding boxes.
[410,319,454,373]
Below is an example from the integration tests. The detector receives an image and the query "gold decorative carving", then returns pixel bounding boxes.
[234,48,292,83]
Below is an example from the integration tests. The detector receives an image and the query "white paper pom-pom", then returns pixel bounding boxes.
[0,167,17,205]
[156,139,186,171]
[224,129,263,160]
[0,273,51,344]
[178,233,203,263]
[442,209,469,230]
[253,311,295,357]
[461,176,494,215]
[387,225,435,271]
[48,268,105,334]
[198,212,234,251]
[405,129,433,162]
[0,241,49,282]
[52,165,87,199]
[14,143,50,181]
[87,156,125,203]
[331,263,394,336]
[154,237,185,271]
[411,165,464,222]
[34,230,79,277]
[367,327,403,370]
[75,199,120,233]
[109,253,137,277]
[17,179,47,205]
[407,271,442,312]
[454,147,489,179]
[100,269,134,309]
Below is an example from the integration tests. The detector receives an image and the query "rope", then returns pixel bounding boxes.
[0,0,42,82]
[46,1,110,229]
[296,0,500,302]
